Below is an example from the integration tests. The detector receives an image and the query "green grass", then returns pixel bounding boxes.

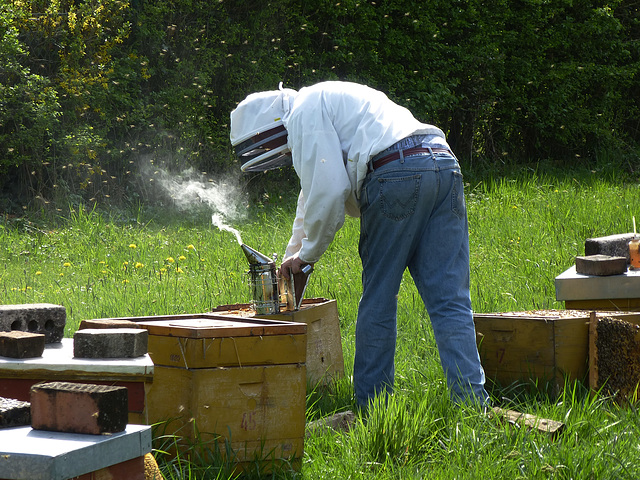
[2,168,640,478]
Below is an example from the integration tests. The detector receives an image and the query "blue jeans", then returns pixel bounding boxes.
[354,144,489,407]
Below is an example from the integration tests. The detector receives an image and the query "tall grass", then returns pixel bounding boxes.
[2,169,640,478]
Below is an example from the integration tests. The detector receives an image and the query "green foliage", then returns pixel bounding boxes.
[1,0,639,208]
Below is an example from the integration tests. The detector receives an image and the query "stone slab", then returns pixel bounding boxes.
[0,338,154,377]
[74,328,149,359]
[31,382,128,435]
[556,265,640,301]
[585,233,635,262]
[0,304,66,344]
[575,255,627,276]
[0,332,45,359]
[0,398,30,429]
[0,424,151,480]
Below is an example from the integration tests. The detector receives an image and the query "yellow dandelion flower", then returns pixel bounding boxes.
[187,244,195,250]
[160,267,167,274]
[63,262,71,267]
[35,271,42,275]
[59,273,64,277]
[123,261,129,266]
[178,255,186,261]
[123,279,130,284]
[135,262,144,269]
[166,257,175,264]
[129,244,137,249]
[101,270,107,274]
[176,267,183,273]
[11,287,17,291]
[99,261,106,265]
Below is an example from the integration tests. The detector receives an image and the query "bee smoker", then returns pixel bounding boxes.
[240,243,312,314]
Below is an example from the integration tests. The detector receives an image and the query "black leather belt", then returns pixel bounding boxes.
[371,147,452,170]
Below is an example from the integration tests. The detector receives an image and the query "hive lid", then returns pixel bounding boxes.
[91,313,306,339]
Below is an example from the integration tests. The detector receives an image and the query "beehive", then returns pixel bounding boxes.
[119,313,307,466]
[214,298,344,386]
[474,310,640,391]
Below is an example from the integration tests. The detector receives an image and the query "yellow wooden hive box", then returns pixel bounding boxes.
[474,310,640,392]
[214,298,344,387]
[108,313,307,468]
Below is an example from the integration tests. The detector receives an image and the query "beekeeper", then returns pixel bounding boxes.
[230,81,489,408]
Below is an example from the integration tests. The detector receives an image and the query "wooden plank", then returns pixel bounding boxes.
[491,407,565,439]
[565,298,640,311]
[553,316,590,383]
[474,315,556,384]
[589,311,598,393]
[135,317,306,338]
[147,333,306,369]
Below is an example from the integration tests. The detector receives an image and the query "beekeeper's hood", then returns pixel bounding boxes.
[230,83,297,172]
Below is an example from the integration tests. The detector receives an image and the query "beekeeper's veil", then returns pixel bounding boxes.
[230,83,297,172]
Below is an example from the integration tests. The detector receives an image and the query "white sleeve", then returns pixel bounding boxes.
[286,101,352,264]
[284,190,306,260]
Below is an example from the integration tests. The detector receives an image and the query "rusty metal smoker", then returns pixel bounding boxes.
[241,243,311,314]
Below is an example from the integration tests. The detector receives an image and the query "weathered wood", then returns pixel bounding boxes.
[305,411,356,438]
[491,407,565,439]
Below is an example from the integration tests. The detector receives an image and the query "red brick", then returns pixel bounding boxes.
[30,381,128,435]
[0,331,45,358]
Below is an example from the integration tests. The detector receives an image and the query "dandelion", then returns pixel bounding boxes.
[166,257,175,264]
[123,279,130,284]
[101,270,107,274]
[160,267,167,274]
[123,261,129,266]
[35,271,42,275]
[176,267,184,274]
[135,262,144,269]
[59,273,64,277]
[178,255,186,261]
[129,244,137,249]
[63,262,71,267]
[99,261,106,265]
[187,244,195,251]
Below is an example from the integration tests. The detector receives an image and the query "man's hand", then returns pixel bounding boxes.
[279,253,314,280]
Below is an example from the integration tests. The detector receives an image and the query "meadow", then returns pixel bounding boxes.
[2,165,640,479]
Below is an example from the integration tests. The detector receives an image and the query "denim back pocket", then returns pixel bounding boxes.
[378,174,421,221]
[451,170,465,219]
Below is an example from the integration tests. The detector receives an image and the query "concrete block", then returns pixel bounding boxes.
[0,304,66,344]
[575,255,627,276]
[0,331,45,359]
[30,382,128,435]
[0,397,30,428]
[73,328,148,358]
[585,233,635,262]
[79,318,143,330]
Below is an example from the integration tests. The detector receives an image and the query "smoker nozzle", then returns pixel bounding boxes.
[241,243,274,266]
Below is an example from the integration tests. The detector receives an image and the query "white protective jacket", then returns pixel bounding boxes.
[283,81,446,263]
